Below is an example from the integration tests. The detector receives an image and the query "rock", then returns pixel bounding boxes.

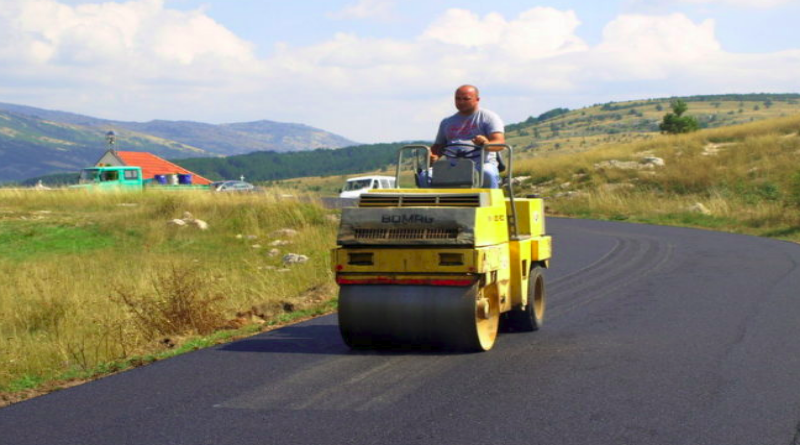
[251,244,262,249]
[235,234,243,239]
[246,234,258,240]
[267,248,281,257]
[271,228,299,238]
[688,203,711,215]
[270,240,292,247]
[282,253,309,265]
[167,219,187,227]
[641,156,665,167]
[511,176,530,185]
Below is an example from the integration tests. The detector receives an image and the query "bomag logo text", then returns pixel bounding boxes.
[381,214,435,224]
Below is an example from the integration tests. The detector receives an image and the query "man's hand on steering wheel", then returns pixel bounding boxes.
[472,135,488,145]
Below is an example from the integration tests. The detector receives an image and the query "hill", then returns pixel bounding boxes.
[511,112,800,241]
[0,110,210,182]
[0,102,358,182]
[505,93,800,156]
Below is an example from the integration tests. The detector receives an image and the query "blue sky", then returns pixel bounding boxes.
[2,0,799,142]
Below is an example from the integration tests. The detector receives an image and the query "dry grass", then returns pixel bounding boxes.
[513,114,800,238]
[0,189,339,393]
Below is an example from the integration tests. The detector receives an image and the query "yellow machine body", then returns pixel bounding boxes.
[332,186,552,351]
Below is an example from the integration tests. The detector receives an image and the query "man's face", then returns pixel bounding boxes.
[454,88,479,114]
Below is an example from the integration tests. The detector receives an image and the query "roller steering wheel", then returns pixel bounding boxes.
[441,143,482,159]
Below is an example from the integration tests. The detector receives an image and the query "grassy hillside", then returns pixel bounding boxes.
[511,114,800,241]
[0,189,338,405]
[505,93,800,156]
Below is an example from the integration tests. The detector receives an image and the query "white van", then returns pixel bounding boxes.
[339,175,396,198]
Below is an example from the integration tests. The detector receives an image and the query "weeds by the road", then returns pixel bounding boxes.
[0,189,339,403]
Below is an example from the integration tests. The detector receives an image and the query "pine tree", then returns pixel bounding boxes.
[659,99,700,134]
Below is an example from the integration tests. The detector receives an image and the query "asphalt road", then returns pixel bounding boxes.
[3,218,800,445]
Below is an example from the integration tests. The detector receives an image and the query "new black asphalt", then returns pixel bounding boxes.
[2,218,800,445]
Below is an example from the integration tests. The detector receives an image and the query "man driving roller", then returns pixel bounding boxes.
[430,84,505,188]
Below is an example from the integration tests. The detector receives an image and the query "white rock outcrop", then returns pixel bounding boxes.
[282,253,309,265]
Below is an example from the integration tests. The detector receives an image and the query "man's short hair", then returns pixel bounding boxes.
[457,84,480,97]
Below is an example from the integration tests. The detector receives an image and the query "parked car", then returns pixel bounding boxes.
[211,180,256,192]
[339,175,396,198]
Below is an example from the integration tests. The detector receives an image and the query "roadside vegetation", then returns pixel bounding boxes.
[513,114,800,241]
[0,189,338,405]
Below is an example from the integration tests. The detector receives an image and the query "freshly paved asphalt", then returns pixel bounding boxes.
[3,218,800,445]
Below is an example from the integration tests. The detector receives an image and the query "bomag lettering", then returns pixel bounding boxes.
[381,214,435,224]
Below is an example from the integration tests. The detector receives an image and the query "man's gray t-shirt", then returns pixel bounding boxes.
[434,108,504,165]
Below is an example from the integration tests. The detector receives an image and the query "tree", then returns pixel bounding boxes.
[659,99,700,134]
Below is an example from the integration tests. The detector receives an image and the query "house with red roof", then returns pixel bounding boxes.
[95,150,212,185]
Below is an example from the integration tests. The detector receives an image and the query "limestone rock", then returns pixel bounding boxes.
[282,253,309,265]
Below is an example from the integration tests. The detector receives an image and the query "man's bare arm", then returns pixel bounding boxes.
[472,132,505,151]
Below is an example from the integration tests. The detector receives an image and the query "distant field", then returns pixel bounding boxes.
[0,189,338,404]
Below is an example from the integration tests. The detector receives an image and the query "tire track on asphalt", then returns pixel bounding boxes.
[547,230,675,319]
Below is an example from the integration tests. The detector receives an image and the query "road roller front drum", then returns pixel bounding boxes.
[338,283,500,352]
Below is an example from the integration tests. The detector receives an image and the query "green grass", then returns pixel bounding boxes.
[0,223,115,261]
[0,189,339,404]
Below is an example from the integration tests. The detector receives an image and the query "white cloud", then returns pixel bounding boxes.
[0,0,259,75]
[328,0,396,21]
[422,7,587,60]
[591,13,721,79]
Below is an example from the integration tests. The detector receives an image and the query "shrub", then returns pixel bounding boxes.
[114,265,227,340]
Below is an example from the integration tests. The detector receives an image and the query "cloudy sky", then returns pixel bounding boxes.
[1,0,798,143]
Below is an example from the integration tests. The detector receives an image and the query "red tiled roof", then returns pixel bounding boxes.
[115,151,212,185]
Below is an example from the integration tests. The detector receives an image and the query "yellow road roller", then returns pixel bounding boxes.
[331,144,552,351]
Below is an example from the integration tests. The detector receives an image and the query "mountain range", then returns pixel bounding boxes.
[0,102,357,182]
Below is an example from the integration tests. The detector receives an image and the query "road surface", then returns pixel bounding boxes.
[2,218,800,445]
